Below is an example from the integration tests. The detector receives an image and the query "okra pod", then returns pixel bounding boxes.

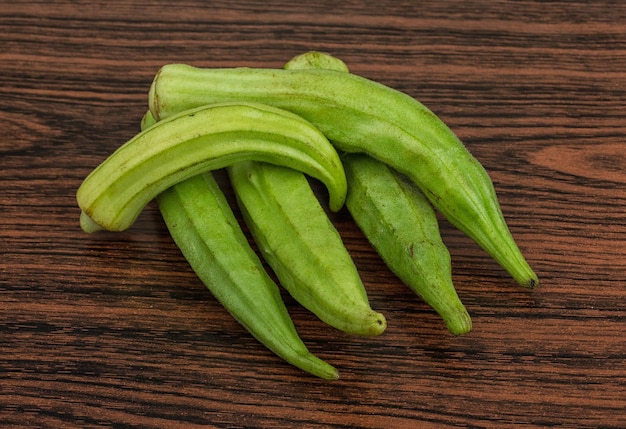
[228,161,386,336]
[343,154,472,335]
[77,102,347,232]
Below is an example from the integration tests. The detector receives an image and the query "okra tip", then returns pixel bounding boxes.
[444,308,473,336]
[79,211,103,233]
[298,355,339,380]
[359,310,387,337]
[511,265,539,290]
[524,275,539,290]
[332,309,387,337]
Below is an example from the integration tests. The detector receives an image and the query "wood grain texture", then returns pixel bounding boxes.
[1,1,624,427]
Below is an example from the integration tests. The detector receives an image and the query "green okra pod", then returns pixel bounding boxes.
[148,57,538,289]
[77,101,347,232]
[157,172,339,380]
[228,161,386,336]
[343,154,472,335]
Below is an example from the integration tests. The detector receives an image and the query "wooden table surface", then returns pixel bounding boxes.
[2,1,625,427]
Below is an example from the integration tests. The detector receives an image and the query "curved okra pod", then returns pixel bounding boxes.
[343,154,472,335]
[77,101,347,232]
[228,161,386,336]
[157,171,339,380]
[148,56,538,289]
[284,52,470,335]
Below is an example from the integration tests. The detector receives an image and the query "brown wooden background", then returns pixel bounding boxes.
[2,1,625,427]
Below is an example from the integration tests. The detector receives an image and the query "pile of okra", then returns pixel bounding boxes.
[77,52,537,379]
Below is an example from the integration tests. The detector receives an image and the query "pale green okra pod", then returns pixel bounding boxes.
[77,101,347,232]
[148,59,538,289]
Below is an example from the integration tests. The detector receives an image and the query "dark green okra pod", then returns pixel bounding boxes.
[228,161,386,336]
[149,56,538,289]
